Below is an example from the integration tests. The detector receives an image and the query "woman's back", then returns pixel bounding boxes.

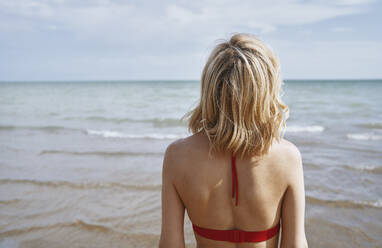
[162,131,305,248]
[159,33,307,248]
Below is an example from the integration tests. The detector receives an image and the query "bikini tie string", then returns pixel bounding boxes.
[231,154,238,206]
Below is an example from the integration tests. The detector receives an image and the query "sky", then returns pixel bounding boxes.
[0,0,381,81]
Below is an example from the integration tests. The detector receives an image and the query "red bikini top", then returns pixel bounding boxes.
[192,154,281,243]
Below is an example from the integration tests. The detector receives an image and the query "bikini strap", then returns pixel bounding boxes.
[192,221,280,243]
[232,154,238,206]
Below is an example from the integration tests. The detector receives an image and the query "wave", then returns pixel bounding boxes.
[0,125,186,140]
[86,129,185,139]
[346,133,382,141]
[39,150,163,157]
[0,219,158,241]
[0,125,79,133]
[356,122,382,130]
[0,199,21,205]
[343,164,382,174]
[74,219,117,233]
[0,219,126,237]
[63,116,187,127]
[74,220,159,241]
[286,125,325,133]
[306,196,382,209]
[0,178,161,191]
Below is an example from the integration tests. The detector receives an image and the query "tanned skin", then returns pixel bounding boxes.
[159,131,308,248]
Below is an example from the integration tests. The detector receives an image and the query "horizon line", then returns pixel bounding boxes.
[0,78,381,83]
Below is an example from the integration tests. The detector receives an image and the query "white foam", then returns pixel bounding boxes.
[343,164,382,174]
[357,199,382,208]
[347,133,382,141]
[86,130,185,140]
[286,125,325,133]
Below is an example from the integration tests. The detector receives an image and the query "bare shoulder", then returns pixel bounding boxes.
[163,138,185,171]
[164,138,185,161]
[270,138,303,174]
[163,132,204,175]
[277,138,302,162]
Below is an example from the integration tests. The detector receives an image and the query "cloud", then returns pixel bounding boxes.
[273,39,382,79]
[0,0,371,39]
[331,27,354,32]
[0,0,379,80]
[334,0,376,5]
[0,0,373,61]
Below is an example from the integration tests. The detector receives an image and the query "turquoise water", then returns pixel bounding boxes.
[0,80,381,247]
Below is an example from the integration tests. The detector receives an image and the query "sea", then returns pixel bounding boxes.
[0,80,381,248]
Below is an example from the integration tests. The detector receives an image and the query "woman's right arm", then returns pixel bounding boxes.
[280,143,308,248]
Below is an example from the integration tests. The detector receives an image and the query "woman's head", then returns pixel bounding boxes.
[185,33,289,159]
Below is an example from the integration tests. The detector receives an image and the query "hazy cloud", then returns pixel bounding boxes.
[331,27,354,32]
[0,0,380,80]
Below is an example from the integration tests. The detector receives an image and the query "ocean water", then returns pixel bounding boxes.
[0,80,381,248]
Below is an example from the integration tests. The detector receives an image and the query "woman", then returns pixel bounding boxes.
[159,33,308,248]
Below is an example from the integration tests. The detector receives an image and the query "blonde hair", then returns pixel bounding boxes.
[183,33,289,159]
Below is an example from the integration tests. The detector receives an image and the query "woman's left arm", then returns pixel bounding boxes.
[159,143,186,248]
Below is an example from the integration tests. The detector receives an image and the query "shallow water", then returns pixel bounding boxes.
[0,80,381,247]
